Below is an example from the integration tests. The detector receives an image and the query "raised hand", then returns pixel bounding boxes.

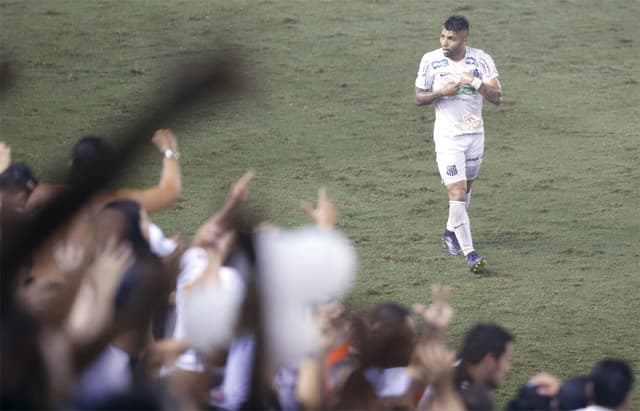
[301,187,337,229]
[0,141,10,173]
[151,128,178,152]
[528,372,562,397]
[413,284,453,338]
[66,237,133,342]
[228,169,255,205]
[53,242,86,275]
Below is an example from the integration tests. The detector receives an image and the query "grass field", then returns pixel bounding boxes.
[1,0,639,408]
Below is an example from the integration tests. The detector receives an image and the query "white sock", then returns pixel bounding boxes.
[446,219,455,232]
[448,201,474,255]
[447,191,471,231]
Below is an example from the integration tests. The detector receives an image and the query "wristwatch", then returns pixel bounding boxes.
[163,149,180,159]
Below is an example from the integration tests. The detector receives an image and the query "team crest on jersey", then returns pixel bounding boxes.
[431,59,449,69]
[472,68,481,78]
[446,165,458,176]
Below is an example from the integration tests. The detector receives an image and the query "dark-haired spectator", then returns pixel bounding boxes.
[20,129,182,314]
[161,170,254,410]
[0,161,38,211]
[66,198,181,408]
[26,128,182,214]
[0,140,38,212]
[556,375,590,410]
[506,381,554,411]
[327,285,462,411]
[454,322,514,410]
[576,358,634,411]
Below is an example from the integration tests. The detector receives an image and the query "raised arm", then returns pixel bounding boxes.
[412,284,454,342]
[301,187,338,230]
[109,129,182,213]
[191,169,255,249]
[0,141,11,173]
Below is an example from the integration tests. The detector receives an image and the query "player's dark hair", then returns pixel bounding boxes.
[444,15,470,33]
[0,162,38,195]
[458,322,513,366]
[591,358,634,408]
[69,135,115,186]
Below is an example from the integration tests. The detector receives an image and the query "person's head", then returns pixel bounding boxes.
[69,135,115,186]
[556,375,589,410]
[0,162,38,210]
[360,302,416,368]
[440,15,470,60]
[99,200,151,254]
[458,322,514,389]
[590,358,634,410]
[505,383,553,411]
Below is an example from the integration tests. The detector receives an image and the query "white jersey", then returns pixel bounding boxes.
[415,46,498,139]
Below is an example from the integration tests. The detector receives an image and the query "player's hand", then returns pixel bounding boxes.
[151,128,178,152]
[459,72,475,85]
[439,81,460,97]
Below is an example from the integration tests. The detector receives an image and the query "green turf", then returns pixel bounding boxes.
[2,0,639,408]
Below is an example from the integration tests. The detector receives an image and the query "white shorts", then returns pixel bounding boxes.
[434,133,484,185]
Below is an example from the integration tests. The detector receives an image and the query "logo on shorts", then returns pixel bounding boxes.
[446,165,458,176]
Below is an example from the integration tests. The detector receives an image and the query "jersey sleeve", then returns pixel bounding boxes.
[415,54,433,90]
[478,51,499,81]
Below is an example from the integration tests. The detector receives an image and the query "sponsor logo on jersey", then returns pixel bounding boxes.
[455,113,483,133]
[465,56,477,65]
[431,59,449,69]
[446,165,458,176]
[458,85,477,96]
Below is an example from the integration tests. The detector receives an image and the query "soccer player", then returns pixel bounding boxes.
[414,15,502,273]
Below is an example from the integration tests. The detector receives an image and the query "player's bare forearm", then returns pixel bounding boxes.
[479,82,502,105]
[415,87,442,106]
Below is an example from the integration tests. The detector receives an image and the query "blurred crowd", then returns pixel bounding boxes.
[0,131,635,411]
